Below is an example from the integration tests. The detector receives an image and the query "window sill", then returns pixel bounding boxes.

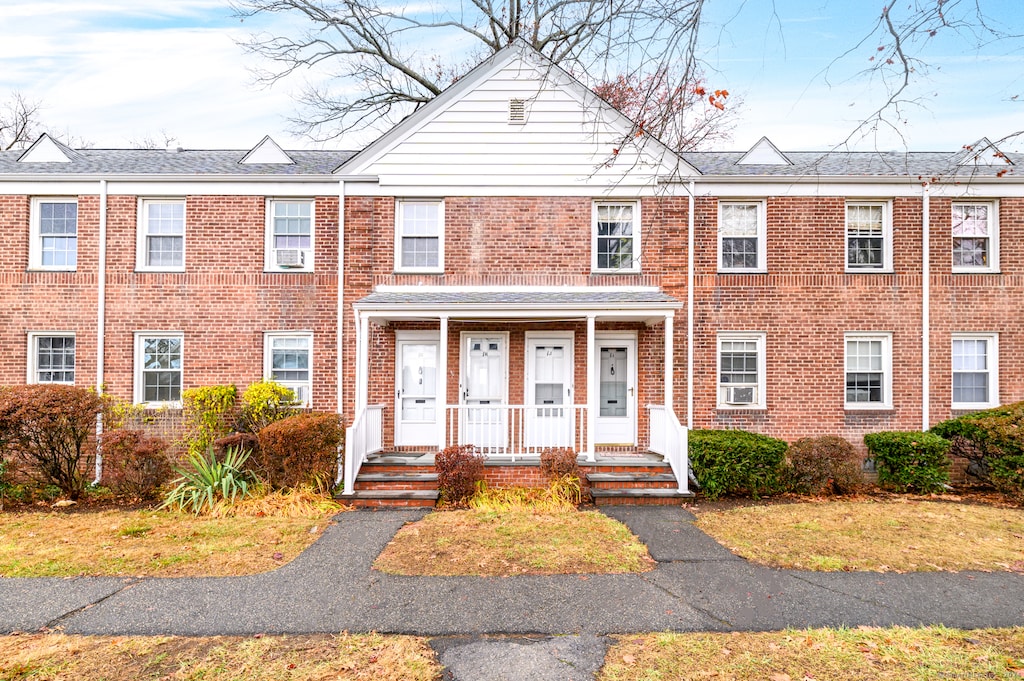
[591,269,641,276]
[716,405,767,412]
[844,405,893,412]
[135,267,186,274]
[26,267,77,273]
[844,269,894,275]
[717,269,767,275]
[393,269,444,276]
[951,269,1001,275]
[264,268,315,274]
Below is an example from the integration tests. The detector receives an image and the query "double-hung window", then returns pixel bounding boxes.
[30,198,78,270]
[265,333,312,407]
[844,333,892,409]
[266,200,314,271]
[396,200,443,273]
[952,202,998,272]
[845,202,891,271]
[135,333,183,405]
[593,201,639,272]
[718,201,765,272]
[717,333,766,408]
[952,334,998,409]
[138,199,185,271]
[28,333,75,384]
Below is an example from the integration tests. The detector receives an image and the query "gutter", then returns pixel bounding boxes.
[922,183,931,430]
[687,179,695,430]
[94,179,108,484]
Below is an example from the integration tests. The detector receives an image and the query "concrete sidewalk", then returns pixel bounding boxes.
[1,506,1022,637]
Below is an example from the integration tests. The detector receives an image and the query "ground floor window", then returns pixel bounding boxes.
[29,333,75,384]
[265,332,312,407]
[135,333,183,405]
[716,332,766,408]
[844,333,892,409]
[952,333,998,409]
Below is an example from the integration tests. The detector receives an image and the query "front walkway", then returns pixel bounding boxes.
[1,507,1022,635]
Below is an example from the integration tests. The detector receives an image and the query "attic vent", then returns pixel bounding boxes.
[508,98,526,124]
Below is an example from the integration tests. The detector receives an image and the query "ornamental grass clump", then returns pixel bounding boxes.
[162,446,254,514]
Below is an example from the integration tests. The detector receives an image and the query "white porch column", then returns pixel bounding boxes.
[664,313,675,414]
[356,311,369,412]
[437,315,449,451]
[586,314,596,462]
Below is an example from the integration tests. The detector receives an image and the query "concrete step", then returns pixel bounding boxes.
[355,472,439,491]
[343,488,439,509]
[590,487,694,506]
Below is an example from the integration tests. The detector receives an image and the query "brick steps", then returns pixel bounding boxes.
[586,468,694,505]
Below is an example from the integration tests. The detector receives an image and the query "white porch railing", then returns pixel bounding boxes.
[445,404,587,460]
[647,405,689,493]
[340,404,385,494]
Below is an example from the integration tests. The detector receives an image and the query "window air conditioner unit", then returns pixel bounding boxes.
[275,249,305,268]
[725,386,755,405]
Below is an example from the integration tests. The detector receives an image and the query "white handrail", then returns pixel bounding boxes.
[341,404,385,494]
[647,405,689,493]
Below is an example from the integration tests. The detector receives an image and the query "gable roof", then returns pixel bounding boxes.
[17,134,84,164]
[239,136,296,165]
[737,137,792,165]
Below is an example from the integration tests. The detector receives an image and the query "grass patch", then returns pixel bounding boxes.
[0,508,337,578]
[600,627,1024,680]
[374,508,654,576]
[0,633,440,681]
[694,499,1024,572]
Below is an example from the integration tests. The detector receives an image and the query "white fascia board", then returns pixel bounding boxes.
[353,304,682,318]
[0,179,343,196]
[692,179,1024,198]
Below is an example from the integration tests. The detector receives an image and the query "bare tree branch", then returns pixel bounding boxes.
[0,92,44,151]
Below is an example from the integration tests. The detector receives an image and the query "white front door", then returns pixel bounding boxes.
[460,334,508,451]
[395,334,439,447]
[525,333,574,449]
[594,334,638,445]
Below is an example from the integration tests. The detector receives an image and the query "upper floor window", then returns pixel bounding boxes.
[264,332,312,407]
[265,200,314,272]
[952,202,998,273]
[593,201,639,272]
[845,333,892,409]
[952,334,998,409]
[137,199,185,271]
[718,201,765,273]
[717,333,766,409]
[846,202,892,272]
[28,333,75,385]
[134,333,183,405]
[396,200,443,273]
[30,198,77,270]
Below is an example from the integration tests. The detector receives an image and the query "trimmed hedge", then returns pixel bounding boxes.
[931,401,1024,500]
[99,429,173,499]
[689,428,787,499]
[785,435,864,496]
[435,444,485,506]
[863,431,951,493]
[255,412,343,492]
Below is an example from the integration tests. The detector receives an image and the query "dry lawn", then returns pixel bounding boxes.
[0,633,440,681]
[694,498,1024,572]
[374,509,654,576]
[600,627,1024,681]
[0,509,332,577]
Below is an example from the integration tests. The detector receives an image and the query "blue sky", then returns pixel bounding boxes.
[2,0,1022,152]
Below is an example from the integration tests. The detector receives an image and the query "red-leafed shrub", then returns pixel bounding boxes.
[435,444,485,506]
[539,447,580,481]
[255,412,343,492]
[785,435,864,496]
[100,429,173,499]
[0,385,103,499]
[215,432,261,459]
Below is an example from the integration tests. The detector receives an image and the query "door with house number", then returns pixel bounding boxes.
[525,334,574,449]
[395,336,439,447]
[460,335,507,451]
[594,335,637,445]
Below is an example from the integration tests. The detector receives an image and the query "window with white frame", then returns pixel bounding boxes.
[718,201,765,272]
[28,333,75,384]
[137,199,185,270]
[593,202,639,272]
[30,198,78,270]
[952,334,998,409]
[135,334,183,405]
[265,333,312,407]
[396,200,443,272]
[844,333,892,409]
[717,333,766,408]
[846,202,891,271]
[265,200,313,271]
[952,202,998,272]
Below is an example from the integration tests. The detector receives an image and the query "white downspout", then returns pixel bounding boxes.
[922,183,931,430]
[93,180,108,484]
[686,180,695,430]
[335,180,346,484]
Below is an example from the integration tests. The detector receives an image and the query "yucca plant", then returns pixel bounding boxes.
[161,445,254,514]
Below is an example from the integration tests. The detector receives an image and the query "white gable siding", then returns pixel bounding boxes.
[352,58,689,196]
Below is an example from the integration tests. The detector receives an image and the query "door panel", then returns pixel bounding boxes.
[526,336,573,449]
[595,336,637,445]
[395,339,438,446]
[460,335,507,450]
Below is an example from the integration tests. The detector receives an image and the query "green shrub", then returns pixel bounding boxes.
[863,431,951,493]
[785,435,864,496]
[239,380,300,432]
[181,385,237,457]
[255,412,343,492]
[0,385,103,499]
[932,401,1024,500]
[99,429,173,499]
[688,429,787,499]
[162,446,253,514]
[539,447,580,481]
[435,444,485,506]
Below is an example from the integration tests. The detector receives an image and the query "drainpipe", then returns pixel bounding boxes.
[335,180,346,485]
[93,180,108,484]
[922,183,931,430]
[686,180,695,430]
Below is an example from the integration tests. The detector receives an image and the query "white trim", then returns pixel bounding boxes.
[459,331,511,407]
[591,200,641,273]
[844,200,893,273]
[844,332,893,410]
[136,198,186,272]
[524,331,575,404]
[394,198,445,274]
[716,332,767,410]
[375,284,661,294]
[594,330,639,446]
[27,331,76,385]
[28,196,78,271]
[264,198,315,272]
[922,183,931,430]
[951,332,999,410]
[263,331,314,408]
[394,330,441,448]
[133,332,184,407]
[951,200,1000,273]
[717,200,766,273]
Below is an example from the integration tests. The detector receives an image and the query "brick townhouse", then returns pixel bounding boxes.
[1,42,1020,501]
